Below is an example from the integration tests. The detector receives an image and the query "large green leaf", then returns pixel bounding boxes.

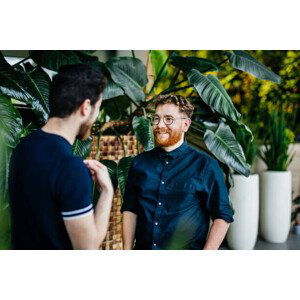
[106,57,148,103]
[132,116,155,151]
[171,56,219,73]
[0,202,11,249]
[150,50,169,79]
[72,136,93,158]
[117,156,135,201]
[102,95,131,121]
[226,50,281,84]
[100,159,118,191]
[102,80,124,100]
[204,120,250,176]
[0,53,49,123]
[30,50,81,71]
[187,70,242,123]
[0,95,23,148]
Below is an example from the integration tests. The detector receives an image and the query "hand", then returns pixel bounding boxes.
[83,160,113,193]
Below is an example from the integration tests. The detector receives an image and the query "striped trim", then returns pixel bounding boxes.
[62,208,94,220]
[62,204,93,216]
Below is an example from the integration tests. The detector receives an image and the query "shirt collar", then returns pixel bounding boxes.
[156,140,189,159]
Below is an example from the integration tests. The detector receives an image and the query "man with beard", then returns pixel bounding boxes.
[9,64,114,250]
[121,94,234,250]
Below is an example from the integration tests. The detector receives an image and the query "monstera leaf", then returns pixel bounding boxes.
[171,56,219,73]
[226,51,281,83]
[132,116,155,151]
[188,70,242,124]
[30,50,81,71]
[72,137,93,158]
[102,95,131,121]
[106,57,148,103]
[204,120,250,176]
[117,156,135,201]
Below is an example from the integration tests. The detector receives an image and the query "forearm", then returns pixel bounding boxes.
[203,219,230,250]
[122,211,137,249]
[94,187,114,247]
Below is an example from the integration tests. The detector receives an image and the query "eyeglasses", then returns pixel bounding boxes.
[151,115,187,126]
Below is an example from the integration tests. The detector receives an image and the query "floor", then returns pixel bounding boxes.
[221,232,300,250]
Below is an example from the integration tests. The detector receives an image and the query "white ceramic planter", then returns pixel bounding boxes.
[226,174,259,250]
[260,171,292,243]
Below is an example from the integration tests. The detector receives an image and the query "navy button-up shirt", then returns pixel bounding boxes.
[121,140,234,250]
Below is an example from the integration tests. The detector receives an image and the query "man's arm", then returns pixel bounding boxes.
[122,211,137,249]
[203,219,230,250]
[64,160,113,250]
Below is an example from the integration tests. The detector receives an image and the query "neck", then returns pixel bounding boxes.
[162,137,185,152]
[41,117,80,145]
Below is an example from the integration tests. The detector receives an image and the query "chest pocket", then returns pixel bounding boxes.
[164,181,197,212]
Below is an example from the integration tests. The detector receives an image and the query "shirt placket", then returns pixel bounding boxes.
[152,154,171,249]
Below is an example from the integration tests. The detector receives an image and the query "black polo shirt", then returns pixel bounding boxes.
[8,129,93,250]
[121,140,234,250]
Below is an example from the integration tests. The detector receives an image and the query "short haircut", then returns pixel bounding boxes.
[49,64,107,118]
[154,94,194,118]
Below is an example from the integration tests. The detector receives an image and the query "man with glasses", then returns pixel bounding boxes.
[121,94,234,250]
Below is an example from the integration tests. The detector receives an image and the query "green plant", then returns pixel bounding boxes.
[259,111,295,171]
[291,196,300,225]
[0,50,282,203]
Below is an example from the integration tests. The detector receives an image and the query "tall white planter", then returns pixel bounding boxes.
[226,174,259,250]
[260,171,292,243]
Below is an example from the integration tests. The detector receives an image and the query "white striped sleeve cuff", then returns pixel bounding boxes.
[61,204,94,220]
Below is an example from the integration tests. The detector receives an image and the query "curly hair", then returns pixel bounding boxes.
[154,94,194,118]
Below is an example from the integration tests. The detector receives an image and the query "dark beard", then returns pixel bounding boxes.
[154,128,183,147]
[76,122,92,141]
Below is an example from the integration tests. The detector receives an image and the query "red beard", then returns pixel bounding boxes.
[77,122,93,141]
[154,128,183,147]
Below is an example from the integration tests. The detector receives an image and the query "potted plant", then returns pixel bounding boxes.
[259,111,295,243]
[226,121,260,249]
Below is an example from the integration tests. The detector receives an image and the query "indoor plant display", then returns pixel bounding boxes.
[226,122,260,250]
[259,111,295,243]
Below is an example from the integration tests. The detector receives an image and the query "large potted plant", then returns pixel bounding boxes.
[226,122,260,249]
[0,50,281,249]
[259,111,295,243]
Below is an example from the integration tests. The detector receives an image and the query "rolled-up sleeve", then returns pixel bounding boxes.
[121,157,139,215]
[205,159,234,223]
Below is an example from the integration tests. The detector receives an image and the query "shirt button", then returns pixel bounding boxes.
[158,202,162,206]
[166,161,169,164]
[153,243,157,247]
[161,181,165,184]
[155,222,158,225]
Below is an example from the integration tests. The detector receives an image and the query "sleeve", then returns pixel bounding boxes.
[54,156,94,220]
[205,159,234,223]
[120,157,139,214]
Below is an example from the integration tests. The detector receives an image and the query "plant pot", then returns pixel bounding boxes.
[260,171,292,243]
[226,174,259,250]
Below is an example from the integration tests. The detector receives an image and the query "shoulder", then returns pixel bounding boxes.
[130,147,158,166]
[57,156,89,175]
[186,145,218,166]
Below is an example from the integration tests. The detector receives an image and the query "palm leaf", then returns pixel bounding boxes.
[117,156,135,201]
[226,50,281,83]
[100,159,118,191]
[72,137,93,158]
[171,56,219,73]
[106,57,148,103]
[204,120,250,176]
[187,70,242,123]
[132,116,155,151]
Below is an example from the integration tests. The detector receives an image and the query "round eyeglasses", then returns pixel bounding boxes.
[151,115,187,126]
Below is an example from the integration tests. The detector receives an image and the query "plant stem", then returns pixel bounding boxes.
[131,50,136,59]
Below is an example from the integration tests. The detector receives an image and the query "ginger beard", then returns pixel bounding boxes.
[154,127,183,147]
[77,113,94,141]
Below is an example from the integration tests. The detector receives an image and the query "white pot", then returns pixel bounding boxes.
[226,174,259,250]
[260,171,292,243]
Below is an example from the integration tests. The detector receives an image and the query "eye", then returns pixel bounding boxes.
[165,117,173,123]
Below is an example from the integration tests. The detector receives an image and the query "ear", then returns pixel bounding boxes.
[78,99,92,117]
[183,118,192,132]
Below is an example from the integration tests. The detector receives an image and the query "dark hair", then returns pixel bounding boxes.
[49,64,107,118]
[154,94,194,118]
